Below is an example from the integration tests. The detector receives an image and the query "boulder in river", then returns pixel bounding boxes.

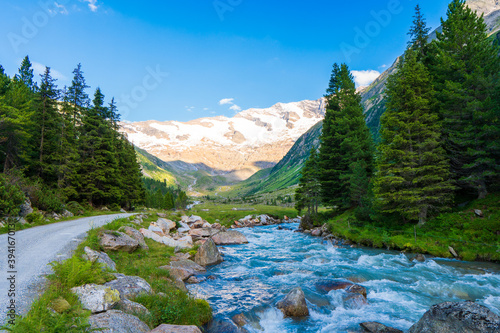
[409,301,500,333]
[195,238,223,266]
[346,284,367,298]
[99,231,139,253]
[276,287,309,317]
[360,321,403,333]
[88,310,149,333]
[315,279,354,293]
[204,317,248,333]
[344,293,368,309]
[104,273,152,300]
[71,284,120,313]
[150,324,202,333]
[212,230,249,245]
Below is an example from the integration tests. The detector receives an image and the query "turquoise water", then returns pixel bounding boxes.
[188,224,500,332]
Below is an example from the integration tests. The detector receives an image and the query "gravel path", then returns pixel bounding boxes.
[0,213,134,325]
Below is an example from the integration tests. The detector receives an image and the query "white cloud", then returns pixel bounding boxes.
[229,104,241,112]
[50,2,68,15]
[31,61,67,81]
[219,98,234,105]
[83,0,98,12]
[203,107,209,111]
[351,70,381,87]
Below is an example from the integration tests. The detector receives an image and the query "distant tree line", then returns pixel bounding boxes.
[143,178,188,210]
[296,0,500,225]
[0,58,187,215]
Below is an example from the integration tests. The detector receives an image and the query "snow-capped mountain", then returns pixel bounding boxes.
[120,99,325,180]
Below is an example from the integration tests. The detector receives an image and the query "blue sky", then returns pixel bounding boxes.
[0,0,451,122]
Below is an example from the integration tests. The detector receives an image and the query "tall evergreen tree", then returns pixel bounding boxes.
[30,67,61,181]
[374,49,455,225]
[408,4,431,57]
[318,63,374,209]
[295,148,320,215]
[66,63,90,125]
[15,56,36,92]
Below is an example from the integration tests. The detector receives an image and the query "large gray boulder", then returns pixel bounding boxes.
[159,259,206,281]
[409,301,500,333]
[115,298,150,316]
[83,246,117,271]
[70,284,120,313]
[212,230,249,245]
[104,273,152,300]
[360,322,403,333]
[276,287,309,317]
[189,228,218,240]
[88,310,150,333]
[204,318,248,333]
[157,218,177,233]
[194,238,223,266]
[150,324,203,333]
[119,226,149,250]
[100,231,139,253]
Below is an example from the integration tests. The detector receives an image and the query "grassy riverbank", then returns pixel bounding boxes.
[3,214,211,332]
[325,193,500,262]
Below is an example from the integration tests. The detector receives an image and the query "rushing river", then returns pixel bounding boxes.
[188,223,500,332]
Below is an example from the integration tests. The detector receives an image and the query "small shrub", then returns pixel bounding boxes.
[0,173,25,216]
[66,201,85,215]
[25,212,44,224]
[48,256,113,289]
[108,203,121,211]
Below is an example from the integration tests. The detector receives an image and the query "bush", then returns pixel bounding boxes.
[0,173,25,216]
[65,201,85,215]
[26,212,44,224]
[30,184,64,213]
[48,256,114,289]
[108,203,121,211]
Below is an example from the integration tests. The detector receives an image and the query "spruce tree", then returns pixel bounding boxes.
[66,63,90,125]
[318,63,374,209]
[295,148,320,215]
[16,56,37,92]
[408,4,431,57]
[31,67,61,181]
[374,49,454,225]
[428,0,500,199]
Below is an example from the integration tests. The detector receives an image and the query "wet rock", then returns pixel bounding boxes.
[71,284,120,313]
[83,246,117,271]
[88,310,149,333]
[360,321,403,333]
[276,287,309,317]
[344,293,368,309]
[194,238,223,266]
[186,276,206,284]
[412,253,426,262]
[346,284,367,298]
[159,259,206,281]
[104,273,152,300]
[212,230,249,245]
[150,324,202,333]
[232,313,248,327]
[409,301,500,333]
[100,231,139,253]
[204,317,248,333]
[315,280,353,293]
[119,226,148,250]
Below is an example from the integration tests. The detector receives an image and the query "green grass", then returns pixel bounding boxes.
[0,209,126,235]
[1,255,112,332]
[136,150,176,185]
[326,193,500,262]
[77,215,212,328]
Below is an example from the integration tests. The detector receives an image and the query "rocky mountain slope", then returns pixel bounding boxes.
[224,0,500,197]
[122,99,325,182]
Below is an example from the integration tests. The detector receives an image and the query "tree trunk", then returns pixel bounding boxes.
[477,179,487,199]
[418,206,428,227]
